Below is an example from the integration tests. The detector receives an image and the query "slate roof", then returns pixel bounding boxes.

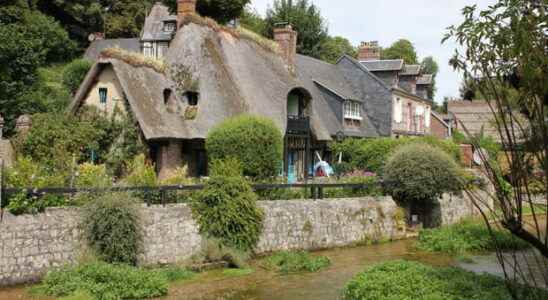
[295,55,379,138]
[84,38,140,61]
[73,23,335,141]
[417,74,433,85]
[400,64,421,76]
[141,3,175,42]
[360,59,404,72]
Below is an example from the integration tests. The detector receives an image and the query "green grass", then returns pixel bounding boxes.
[36,262,194,300]
[417,219,530,255]
[342,260,547,300]
[262,251,331,274]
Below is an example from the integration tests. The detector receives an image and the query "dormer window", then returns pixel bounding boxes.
[344,100,362,120]
[163,21,176,32]
[183,91,199,106]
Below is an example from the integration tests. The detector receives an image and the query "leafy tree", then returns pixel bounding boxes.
[0,5,75,134]
[240,7,267,34]
[381,39,418,64]
[62,59,93,94]
[264,0,328,59]
[163,0,250,24]
[103,0,154,38]
[421,56,439,100]
[444,1,547,294]
[319,36,357,64]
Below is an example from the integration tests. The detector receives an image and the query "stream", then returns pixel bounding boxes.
[0,238,545,300]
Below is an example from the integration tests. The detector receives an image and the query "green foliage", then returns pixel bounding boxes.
[0,5,76,134]
[192,165,264,251]
[342,260,545,300]
[206,114,283,179]
[381,39,418,64]
[40,262,168,300]
[331,138,406,173]
[324,175,384,198]
[82,193,142,265]
[62,59,93,94]
[240,7,267,35]
[14,113,105,172]
[264,0,329,59]
[417,219,530,255]
[197,238,251,268]
[75,164,112,188]
[6,192,67,215]
[263,251,330,274]
[123,154,157,187]
[383,143,463,203]
[163,0,250,24]
[154,265,195,282]
[319,36,357,64]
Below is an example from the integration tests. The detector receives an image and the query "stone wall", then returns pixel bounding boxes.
[0,194,477,286]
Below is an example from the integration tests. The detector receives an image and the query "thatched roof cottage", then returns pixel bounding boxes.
[71,1,435,179]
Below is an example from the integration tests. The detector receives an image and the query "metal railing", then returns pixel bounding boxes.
[0,182,383,207]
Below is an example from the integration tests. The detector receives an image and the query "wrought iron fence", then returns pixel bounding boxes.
[0,182,385,208]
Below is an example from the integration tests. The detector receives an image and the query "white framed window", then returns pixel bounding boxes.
[157,42,169,58]
[163,22,176,32]
[344,100,362,120]
[394,97,403,123]
[142,42,154,58]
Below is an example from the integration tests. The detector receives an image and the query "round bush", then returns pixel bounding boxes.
[192,161,264,251]
[62,59,93,93]
[383,143,463,203]
[82,193,142,265]
[206,114,283,179]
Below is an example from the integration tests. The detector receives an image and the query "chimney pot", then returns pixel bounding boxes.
[274,25,298,67]
[358,41,381,61]
[178,0,197,28]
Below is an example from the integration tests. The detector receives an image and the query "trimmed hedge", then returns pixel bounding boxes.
[383,143,463,203]
[206,114,283,179]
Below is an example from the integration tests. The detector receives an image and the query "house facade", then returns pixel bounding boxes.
[73,0,435,180]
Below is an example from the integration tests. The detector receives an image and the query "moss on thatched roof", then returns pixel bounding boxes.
[100,48,167,74]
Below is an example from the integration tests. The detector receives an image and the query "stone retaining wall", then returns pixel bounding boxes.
[0,193,477,286]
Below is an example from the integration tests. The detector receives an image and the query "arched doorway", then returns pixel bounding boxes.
[285,88,312,182]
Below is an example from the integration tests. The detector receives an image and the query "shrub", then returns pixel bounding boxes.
[154,266,195,282]
[14,113,105,172]
[40,262,168,300]
[417,219,530,255]
[4,157,68,214]
[342,260,545,300]
[196,238,251,268]
[75,163,112,188]
[331,137,462,174]
[383,143,463,203]
[62,59,93,93]
[324,174,383,198]
[206,114,283,179]
[192,161,264,251]
[263,251,331,274]
[82,193,142,265]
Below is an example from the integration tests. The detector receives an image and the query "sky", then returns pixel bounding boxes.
[249,0,496,104]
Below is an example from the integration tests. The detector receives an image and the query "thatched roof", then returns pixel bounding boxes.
[84,38,140,61]
[72,22,335,141]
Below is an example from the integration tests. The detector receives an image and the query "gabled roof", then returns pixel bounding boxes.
[400,64,421,76]
[417,74,433,85]
[84,38,140,61]
[295,54,379,138]
[360,59,404,72]
[141,3,175,42]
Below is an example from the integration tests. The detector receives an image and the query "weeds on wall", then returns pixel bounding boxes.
[81,193,142,265]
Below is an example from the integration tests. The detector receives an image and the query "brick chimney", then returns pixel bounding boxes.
[358,41,381,61]
[0,114,4,139]
[274,25,298,67]
[177,0,197,28]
